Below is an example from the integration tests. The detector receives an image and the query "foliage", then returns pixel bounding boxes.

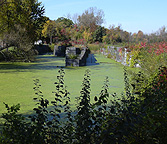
[0,0,46,61]
[127,42,167,96]
[78,7,104,32]
[42,20,56,44]
[102,25,129,45]
[0,0,45,43]
[55,17,74,28]
[88,43,105,53]
[0,25,37,62]
[130,65,167,96]
[0,46,36,62]
[39,9,167,50]
[126,49,140,67]
[48,43,55,51]
[71,39,86,47]
[92,26,106,43]
[2,25,32,51]
[1,103,28,143]
[74,69,92,143]
[39,7,167,49]
[82,30,93,44]
[68,54,78,59]
[125,42,167,68]
[69,24,84,42]
[0,68,167,144]
[54,22,72,46]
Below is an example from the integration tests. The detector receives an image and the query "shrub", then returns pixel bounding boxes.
[0,68,167,144]
[48,43,55,51]
[68,54,78,59]
[87,43,106,53]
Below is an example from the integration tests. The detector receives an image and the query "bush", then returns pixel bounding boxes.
[87,43,106,53]
[0,51,6,61]
[48,43,55,51]
[0,46,36,62]
[0,68,167,144]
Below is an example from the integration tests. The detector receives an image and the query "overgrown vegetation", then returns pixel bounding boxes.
[0,0,46,62]
[41,6,167,49]
[0,67,166,144]
[0,2,167,142]
[1,1,167,61]
[124,42,167,96]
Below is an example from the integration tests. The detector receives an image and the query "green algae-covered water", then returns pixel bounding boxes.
[0,54,125,114]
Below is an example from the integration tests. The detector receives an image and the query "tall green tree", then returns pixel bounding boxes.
[0,0,45,44]
[42,20,56,44]
[55,17,74,28]
[93,26,106,42]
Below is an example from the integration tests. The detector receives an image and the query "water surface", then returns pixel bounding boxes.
[0,54,125,114]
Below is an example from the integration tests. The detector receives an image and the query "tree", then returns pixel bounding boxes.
[119,30,130,43]
[0,0,45,44]
[104,25,122,44]
[55,17,74,28]
[42,20,56,44]
[137,30,144,41]
[82,29,93,44]
[157,26,167,42]
[78,7,104,32]
[2,25,32,52]
[54,22,70,43]
[72,13,79,24]
[93,26,106,42]
[0,0,45,61]
[131,33,137,42]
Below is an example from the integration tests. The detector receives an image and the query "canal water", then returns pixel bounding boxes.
[0,54,125,114]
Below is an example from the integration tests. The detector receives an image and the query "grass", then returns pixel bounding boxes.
[0,54,125,115]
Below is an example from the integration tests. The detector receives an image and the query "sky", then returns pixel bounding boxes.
[39,0,167,34]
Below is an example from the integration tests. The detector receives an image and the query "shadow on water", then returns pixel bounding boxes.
[0,56,65,72]
[86,54,99,66]
[36,55,64,63]
[0,54,100,71]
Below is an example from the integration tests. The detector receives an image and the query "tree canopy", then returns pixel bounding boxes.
[0,0,46,61]
[0,0,45,43]
[55,17,74,27]
[78,7,104,32]
[42,20,56,44]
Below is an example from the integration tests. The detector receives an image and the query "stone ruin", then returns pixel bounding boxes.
[53,46,91,67]
[65,47,90,67]
[54,45,66,57]
[35,45,52,55]
[100,46,140,67]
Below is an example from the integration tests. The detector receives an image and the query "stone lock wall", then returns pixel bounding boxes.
[65,47,90,66]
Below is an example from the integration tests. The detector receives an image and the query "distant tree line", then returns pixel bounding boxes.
[42,7,167,46]
[0,2,167,61]
[42,7,131,45]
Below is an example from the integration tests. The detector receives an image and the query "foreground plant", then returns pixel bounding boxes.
[0,68,167,144]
